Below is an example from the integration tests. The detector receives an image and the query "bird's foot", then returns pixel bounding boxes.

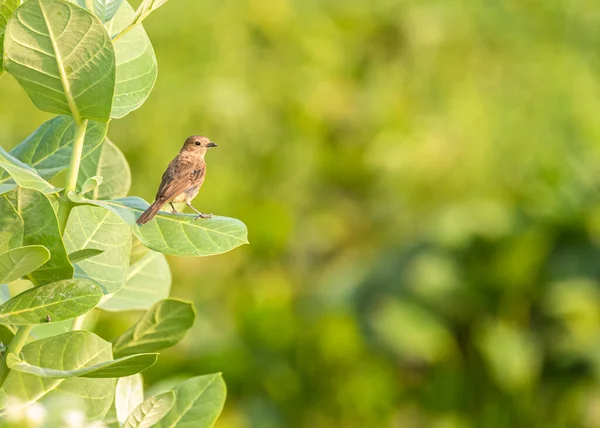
[172,209,178,214]
[194,213,213,220]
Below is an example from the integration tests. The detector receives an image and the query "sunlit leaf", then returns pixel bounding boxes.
[4,0,116,121]
[0,147,60,195]
[0,278,102,325]
[69,248,104,263]
[3,331,115,419]
[155,374,226,428]
[7,351,157,378]
[129,235,149,265]
[123,391,175,428]
[116,374,143,425]
[15,188,73,285]
[68,194,249,257]
[112,299,195,357]
[100,250,170,311]
[78,138,131,199]
[8,116,108,181]
[64,205,131,294]
[0,0,19,77]
[108,0,157,118]
[0,245,50,283]
[0,194,23,253]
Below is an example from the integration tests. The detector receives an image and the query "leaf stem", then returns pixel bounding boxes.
[0,325,33,386]
[112,0,152,42]
[58,119,88,233]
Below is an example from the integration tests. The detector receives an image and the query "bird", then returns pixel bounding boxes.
[136,135,217,225]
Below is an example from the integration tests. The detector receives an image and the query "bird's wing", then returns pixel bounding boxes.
[155,159,205,202]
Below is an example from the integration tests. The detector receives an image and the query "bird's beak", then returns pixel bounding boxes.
[207,142,217,148]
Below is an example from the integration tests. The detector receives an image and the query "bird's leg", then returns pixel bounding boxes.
[186,201,212,219]
[169,203,178,214]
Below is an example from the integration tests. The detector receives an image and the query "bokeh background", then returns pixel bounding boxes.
[3,0,600,427]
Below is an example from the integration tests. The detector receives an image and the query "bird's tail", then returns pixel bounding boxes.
[136,200,164,225]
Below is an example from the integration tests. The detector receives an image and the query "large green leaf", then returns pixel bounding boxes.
[0,147,60,195]
[7,351,157,378]
[78,138,131,199]
[116,374,143,425]
[0,194,23,252]
[4,0,116,121]
[124,391,175,428]
[64,205,131,294]
[3,331,115,419]
[0,278,102,324]
[15,187,74,285]
[155,374,226,428]
[68,194,249,256]
[9,116,108,180]
[108,0,157,118]
[0,0,18,77]
[112,299,195,357]
[101,249,170,311]
[0,245,50,283]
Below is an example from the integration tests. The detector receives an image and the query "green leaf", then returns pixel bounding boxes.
[95,0,123,22]
[64,205,131,294]
[116,374,143,425]
[68,194,249,257]
[69,248,104,263]
[108,0,157,118]
[130,235,149,265]
[7,351,157,378]
[15,188,74,285]
[0,278,102,325]
[0,0,19,77]
[0,147,60,195]
[8,116,108,181]
[80,175,103,195]
[4,0,116,121]
[78,138,131,199]
[112,299,195,358]
[0,324,14,344]
[3,331,115,419]
[0,194,23,253]
[155,374,226,428]
[100,250,170,311]
[123,391,175,428]
[0,245,50,283]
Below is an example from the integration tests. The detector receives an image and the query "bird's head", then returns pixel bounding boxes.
[181,135,217,156]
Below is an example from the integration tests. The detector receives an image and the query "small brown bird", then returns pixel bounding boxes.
[136,135,217,225]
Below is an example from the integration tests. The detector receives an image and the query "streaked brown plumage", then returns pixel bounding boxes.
[136,135,217,225]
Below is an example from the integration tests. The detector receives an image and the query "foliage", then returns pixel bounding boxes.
[0,0,247,425]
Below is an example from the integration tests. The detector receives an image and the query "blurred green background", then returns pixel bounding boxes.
[4,0,600,426]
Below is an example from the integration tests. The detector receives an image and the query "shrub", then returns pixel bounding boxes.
[0,0,248,425]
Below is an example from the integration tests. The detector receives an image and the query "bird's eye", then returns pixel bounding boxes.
[195,141,201,146]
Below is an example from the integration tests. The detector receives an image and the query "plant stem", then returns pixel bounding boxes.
[0,325,33,386]
[72,315,85,330]
[58,119,88,234]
